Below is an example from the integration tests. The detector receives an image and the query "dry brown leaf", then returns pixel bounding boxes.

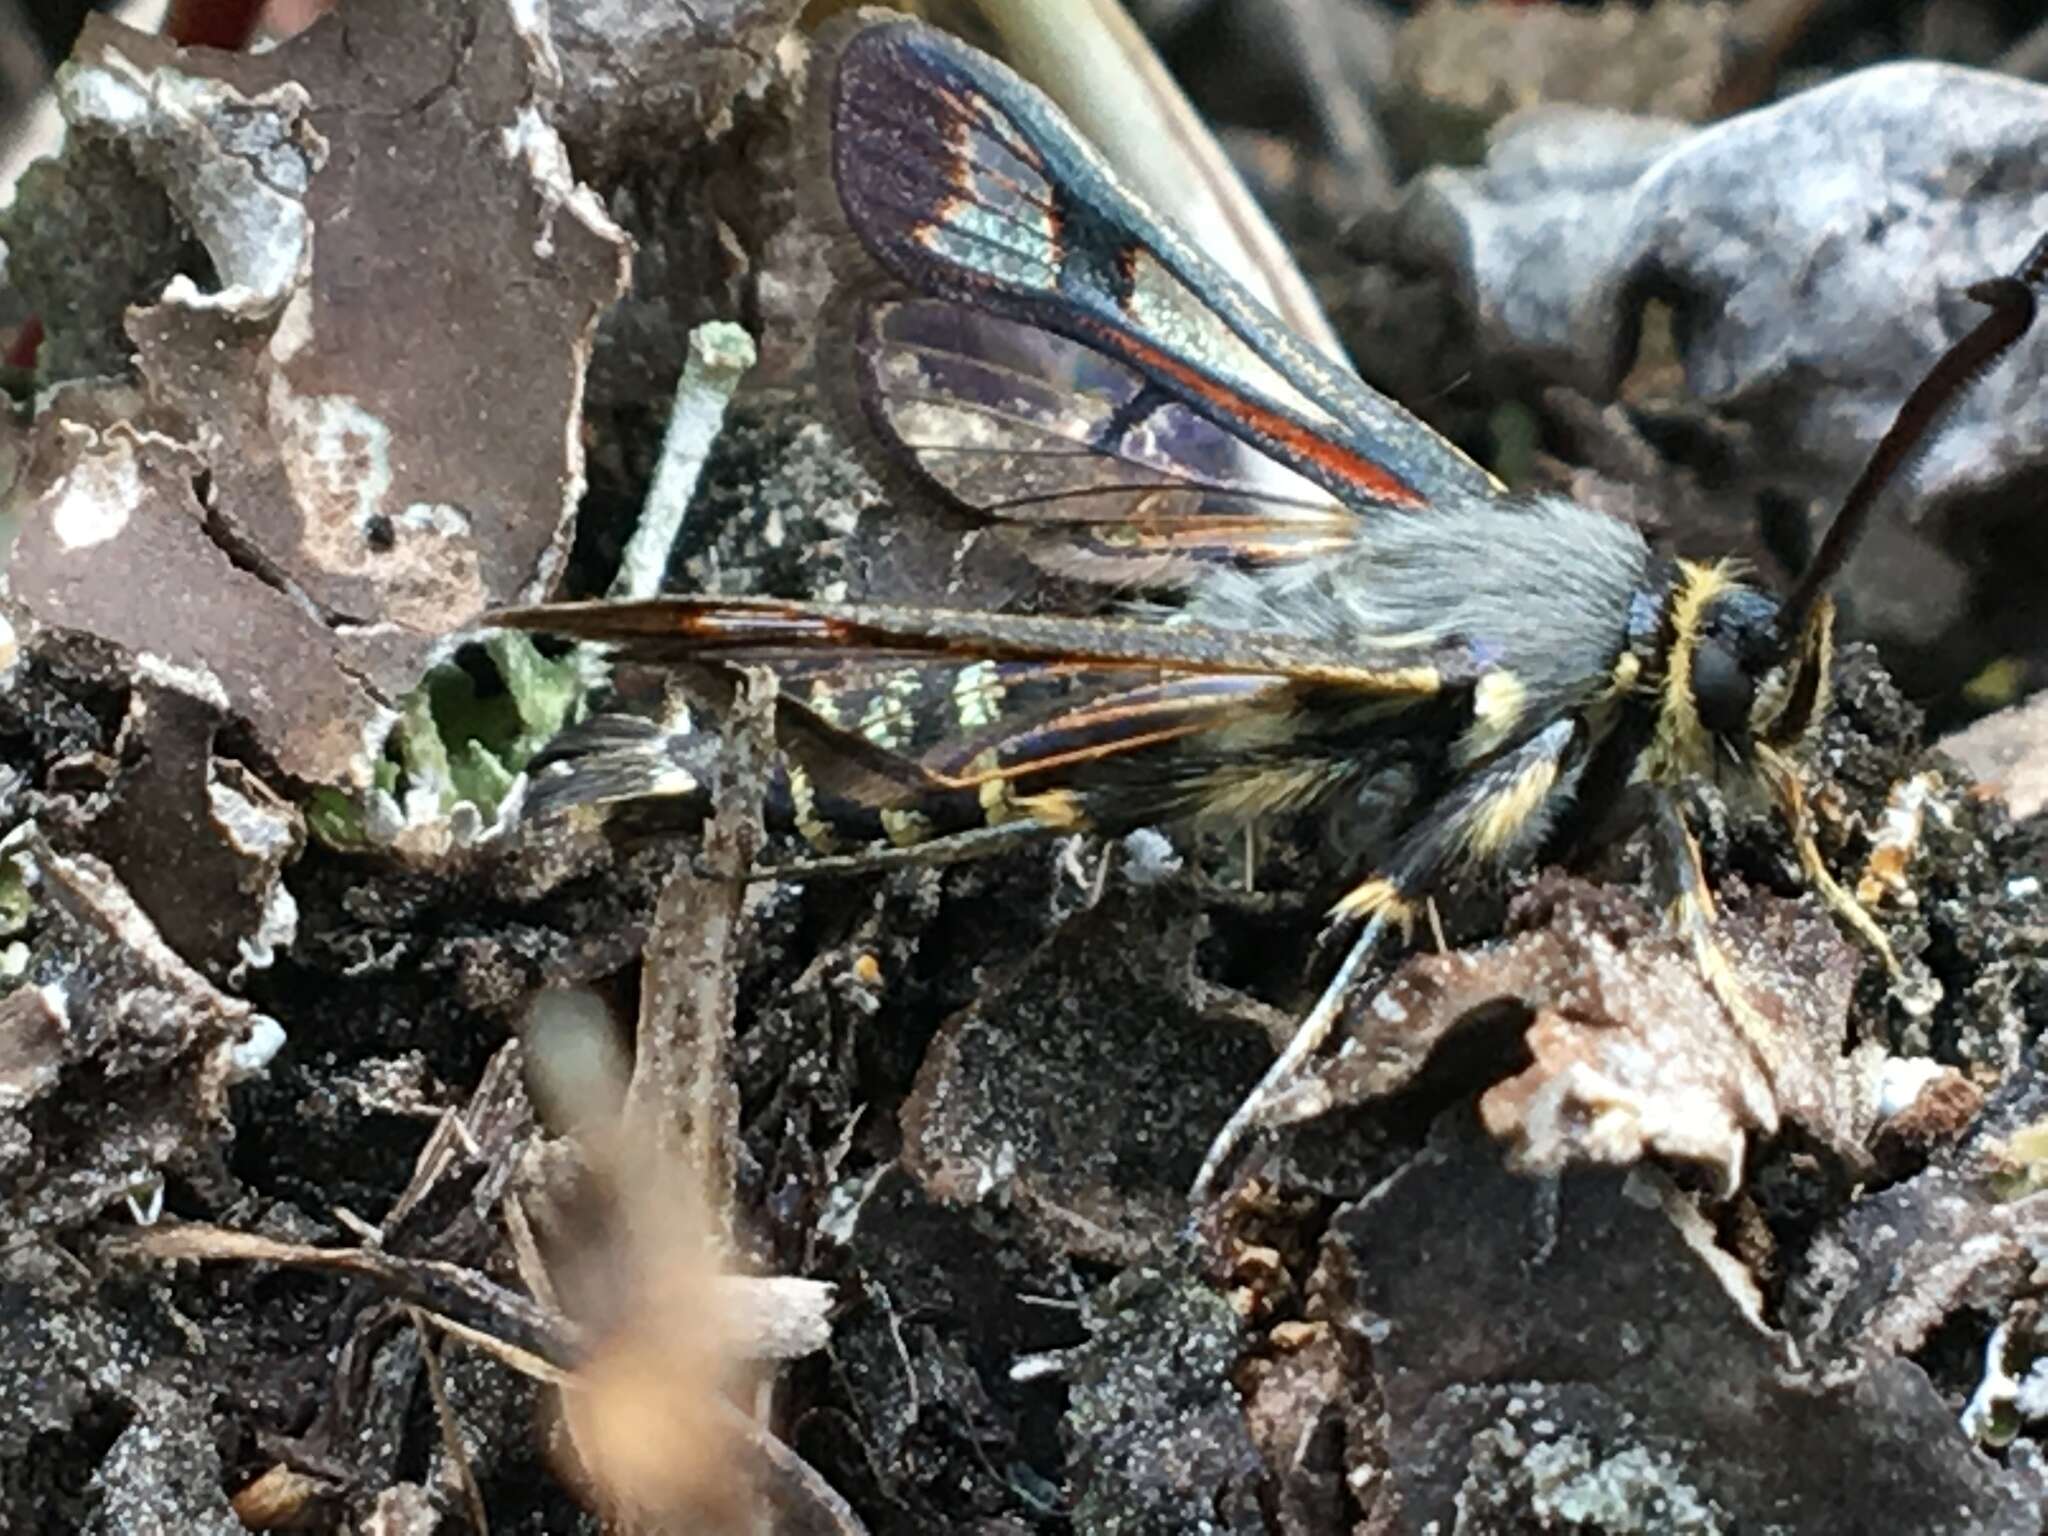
[1272,876,1886,1190]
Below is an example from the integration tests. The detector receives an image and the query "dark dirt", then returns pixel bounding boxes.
[6,2,2048,1534]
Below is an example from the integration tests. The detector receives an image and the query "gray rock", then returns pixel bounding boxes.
[1401,62,2048,661]
[1325,1113,2041,1535]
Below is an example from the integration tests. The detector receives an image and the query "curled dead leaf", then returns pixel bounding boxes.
[1274,876,1888,1190]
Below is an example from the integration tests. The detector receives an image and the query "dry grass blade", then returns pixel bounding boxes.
[118,1223,585,1364]
[972,0,1350,363]
[118,1219,855,1530]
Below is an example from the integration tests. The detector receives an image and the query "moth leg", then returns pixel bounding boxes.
[1649,791,1781,1079]
[1189,901,1407,1203]
[1650,788,1717,930]
[1191,718,1583,1201]
[1754,742,1902,981]
[746,817,1061,882]
[1424,897,1450,956]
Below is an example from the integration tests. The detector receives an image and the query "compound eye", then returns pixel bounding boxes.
[1692,638,1755,736]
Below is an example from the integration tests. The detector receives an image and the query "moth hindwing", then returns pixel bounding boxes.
[493,15,2042,1197]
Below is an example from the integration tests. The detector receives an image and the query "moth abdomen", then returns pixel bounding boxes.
[521,713,999,857]
[521,713,712,821]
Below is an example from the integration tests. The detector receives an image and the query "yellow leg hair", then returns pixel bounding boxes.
[1651,794,1783,1083]
[1190,721,1581,1200]
[1754,743,1903,982]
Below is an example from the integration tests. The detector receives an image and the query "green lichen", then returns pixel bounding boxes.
[305,633,594,850]
[1989,1120,2048,1202]
[0,856,32,939]
[304,787,369,849]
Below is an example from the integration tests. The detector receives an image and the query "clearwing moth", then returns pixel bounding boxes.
[489,14,2048,1199]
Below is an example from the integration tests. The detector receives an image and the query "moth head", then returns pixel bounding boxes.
[1648,564,1825,786]
[1690,584,1793,744]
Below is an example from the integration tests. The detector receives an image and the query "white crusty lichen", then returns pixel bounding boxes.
[1516,1433,1726,1534]
[58,45,321,313]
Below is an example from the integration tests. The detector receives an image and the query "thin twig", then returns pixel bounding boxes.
[116,1223,583,1365]
[605,322,767,1242]
[119,1218,857,1528]
[411,1306,493,1536]
[721,1401,873,1536]
[625,666,775,1249]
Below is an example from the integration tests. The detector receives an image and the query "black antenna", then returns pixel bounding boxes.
[1774,229,2048,656]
